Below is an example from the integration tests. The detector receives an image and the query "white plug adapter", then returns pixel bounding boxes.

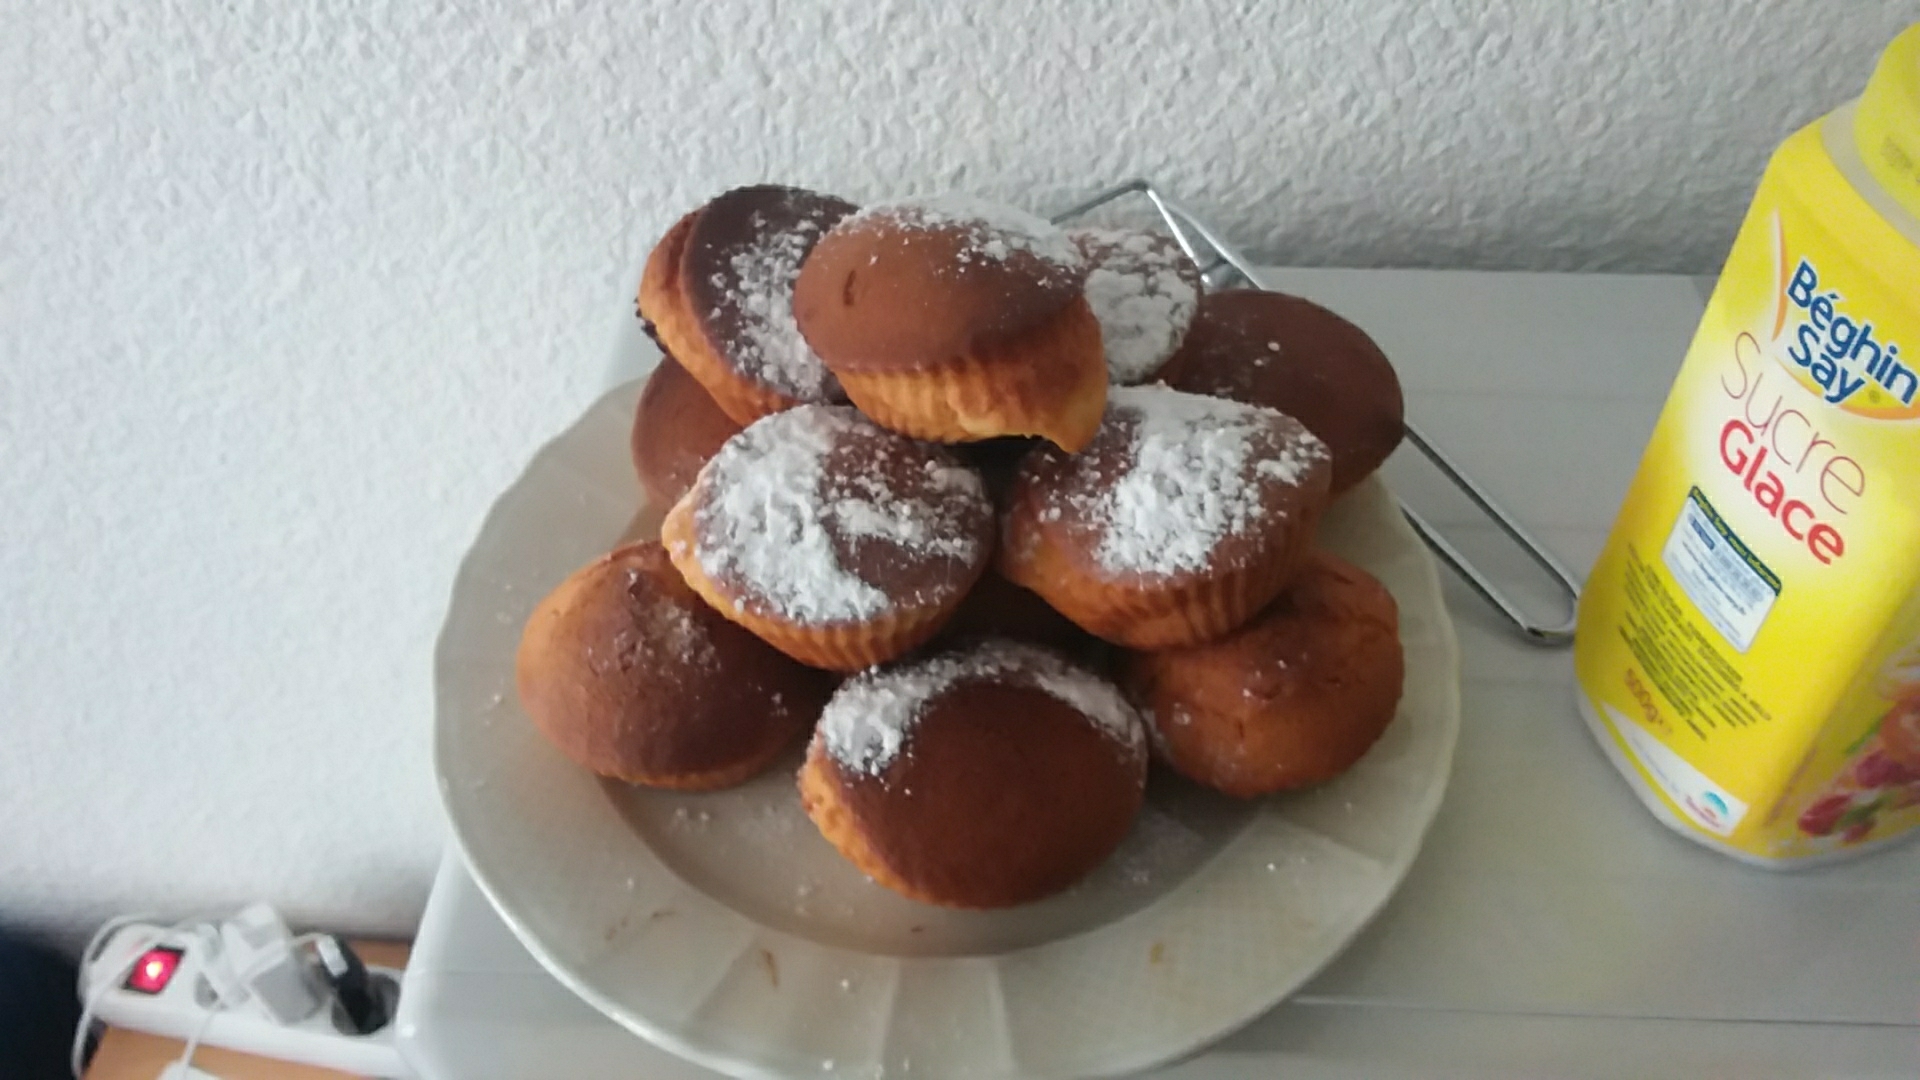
[217,904,324,1024]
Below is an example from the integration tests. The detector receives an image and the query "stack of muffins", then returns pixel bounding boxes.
[518,185,1409,910]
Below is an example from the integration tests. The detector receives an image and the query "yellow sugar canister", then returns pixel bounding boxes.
[1574,24,1920,866]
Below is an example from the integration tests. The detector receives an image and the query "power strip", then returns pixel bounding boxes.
[79,916,408,1078]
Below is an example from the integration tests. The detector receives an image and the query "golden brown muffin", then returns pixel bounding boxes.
[637,185,857,425]
[1069,227,1203,385]
[630,355,744,509]
[999,385,1333,650]
[1124,553,1404,797]
[799,640,1147,908]
[516,542,833,790]
[792,196,1107,451]
[1158,289,1405,496]
[661,404,995,671]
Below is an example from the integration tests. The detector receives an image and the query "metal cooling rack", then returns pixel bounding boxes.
[1052,179,1582,646]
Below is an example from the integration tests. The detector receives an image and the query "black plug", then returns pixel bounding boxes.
[314,936,387,1035]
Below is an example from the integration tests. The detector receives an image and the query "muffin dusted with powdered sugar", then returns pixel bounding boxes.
[660,404,995,671]
[793,195,1109,452]
[998,385,1333,649]
[1160,289,1404,495]
[799,639,1147,909]
[1070,227,1203,385]
[638,185,857,425]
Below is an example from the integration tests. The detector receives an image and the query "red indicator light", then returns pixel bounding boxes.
[123,946,183,994]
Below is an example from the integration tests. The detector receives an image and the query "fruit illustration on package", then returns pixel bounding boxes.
[1795,694,1920,844]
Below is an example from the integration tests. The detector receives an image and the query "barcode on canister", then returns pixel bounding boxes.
[1661,487,1782,653]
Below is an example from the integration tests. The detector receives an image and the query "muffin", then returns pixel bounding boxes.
[630,355,743,509]
[1158,289,1405,496]
[792,196,1107,451]
[661,404,995,671]
[1069,227,1203,385]
[999,385,1334,649]
[516,542,833,790]
[637,185,857,425]
[1124,553,1404,797]
[799,639,1147,908]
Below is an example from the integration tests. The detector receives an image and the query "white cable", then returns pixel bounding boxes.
[78,913,157,973]
[171,1000,221,1079]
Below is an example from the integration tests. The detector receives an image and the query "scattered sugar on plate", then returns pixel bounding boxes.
[819,639,1146,777]
[1111,806,1207,888]
[667,807,713,831]
[735,801,796,844]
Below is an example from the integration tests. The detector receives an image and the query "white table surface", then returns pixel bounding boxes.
[398,268,1920,1080]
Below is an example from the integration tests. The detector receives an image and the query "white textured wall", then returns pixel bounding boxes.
[3,1,1915,950]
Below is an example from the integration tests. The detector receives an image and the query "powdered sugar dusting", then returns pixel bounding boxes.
[1028,662,1146,758]
[609,564,718,672]
[711,198,842,400]
[1110,805,1208,887]
[638,590,718,670]
[1072,228,1201,384]
[691,406,990,625]
[820,639,1146,777]
[854,195,1083,280]
[1041,386,1329,578]
[1140,701,1174,758]
[826,459,983,560]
